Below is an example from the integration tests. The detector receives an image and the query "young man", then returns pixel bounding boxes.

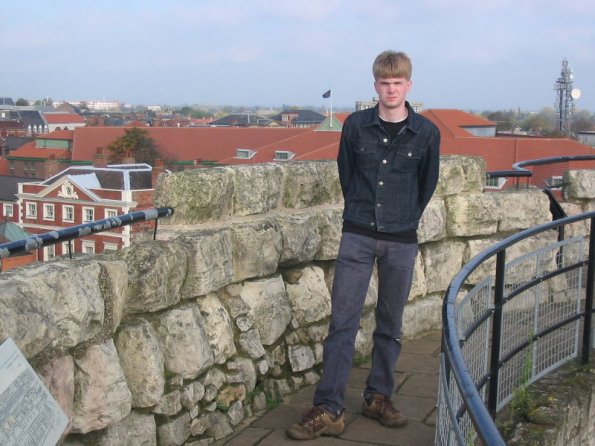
[286,50,440,440]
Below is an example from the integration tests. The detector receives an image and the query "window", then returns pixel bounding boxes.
[485,175,506,190]
[62,241,73,257]
[26,202,37,218]
[9,161,15,172]
[235,149,256,159]
[3,203,13,218]
[546,175,564,189]
[82,240,95,254]
[83,207,94,223]
[105,209,118,219]
[43,204,55,221]
[274,150,294,161]
[103,243,118,251]
[44,245,56,260]
[63,205,74,223]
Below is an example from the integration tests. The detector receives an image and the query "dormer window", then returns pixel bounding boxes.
[485,175,507,190]
[236,149,256,159]
[274,150,295,161]
[546,175,564,189]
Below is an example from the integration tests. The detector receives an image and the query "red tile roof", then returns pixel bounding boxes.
[9,141,71,159]
[421,109,595,172]
[71,126,334,164]
[422,109,496,138]
[5,109,593,176]
[43,113,85,124]
[39,129,75,140]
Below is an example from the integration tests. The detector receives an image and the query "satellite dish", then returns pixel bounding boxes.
[571,88,581,99]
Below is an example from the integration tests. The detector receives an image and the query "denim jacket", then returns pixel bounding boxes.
[337,102,440,233]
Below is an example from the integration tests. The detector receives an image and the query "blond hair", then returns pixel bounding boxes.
[373,51,412,80]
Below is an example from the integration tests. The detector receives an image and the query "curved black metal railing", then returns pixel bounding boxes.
[436,210,595,445]
[0,207,174,260]
[486,154,595,187]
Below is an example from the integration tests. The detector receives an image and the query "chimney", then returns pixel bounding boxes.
[93,147,108,168]
[44,154,62,179]
[152,159,165,188]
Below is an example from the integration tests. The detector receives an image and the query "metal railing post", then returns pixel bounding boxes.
[582,217,595,364]
[488,250,506,417]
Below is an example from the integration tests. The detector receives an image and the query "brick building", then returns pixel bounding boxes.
[17,163,160,261]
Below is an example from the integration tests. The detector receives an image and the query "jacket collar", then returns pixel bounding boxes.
[363,101,421,134]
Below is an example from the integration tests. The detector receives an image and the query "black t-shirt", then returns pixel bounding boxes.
[342,115,418,243]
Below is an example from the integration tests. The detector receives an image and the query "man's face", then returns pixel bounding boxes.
[374,77,412,110]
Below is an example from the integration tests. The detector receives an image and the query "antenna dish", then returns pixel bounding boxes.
[571,88,581,99]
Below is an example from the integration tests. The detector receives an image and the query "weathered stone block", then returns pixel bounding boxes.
[119,240,187,314]
[276,212,321,266]
[239,276,292,345]
[446,193,499,237]
[420,240,466,294]
[435,155,486,197]
[314,207,343,260]
[152,304,214,380]
[0,260,105,358]
[227,164,284,216]
[418,198,447,243]
[565,169,595,200]
[114,318,165,408]
[285,265,331,325]
[71,340,132,434]
[282,161,342,209]
[179,229,234,298]
[154,167,234,224]
[230,219,281,281]
[197,293,236,364]
[157,412,192,446]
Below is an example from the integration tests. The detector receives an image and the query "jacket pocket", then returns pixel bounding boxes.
[394,144,422,172]
[353,141,378,168]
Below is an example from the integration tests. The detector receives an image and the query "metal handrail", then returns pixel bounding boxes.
[0,207,174,259]
[441,210,595,445]
[486,154,595,179]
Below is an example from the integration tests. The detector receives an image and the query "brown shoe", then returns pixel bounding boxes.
[362,394,408,427]
[286,405,345,440]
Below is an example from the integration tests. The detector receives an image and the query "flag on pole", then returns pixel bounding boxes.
[322,89,331,98]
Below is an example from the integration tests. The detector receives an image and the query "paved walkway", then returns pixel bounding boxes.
[217,330,442,446]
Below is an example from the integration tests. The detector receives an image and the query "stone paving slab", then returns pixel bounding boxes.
[215,330,441,446]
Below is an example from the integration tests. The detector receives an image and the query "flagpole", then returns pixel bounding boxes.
[330,88,333,128]
[322,88,332,128]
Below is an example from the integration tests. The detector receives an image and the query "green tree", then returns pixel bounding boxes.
[520,108,556,136]
[15,98,29,106]
[571,109,595,133]
[177,106,193,116]
[486,110,516,132]
[107,128,162,166]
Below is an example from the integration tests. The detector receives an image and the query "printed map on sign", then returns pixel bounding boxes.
[0,338,68,446]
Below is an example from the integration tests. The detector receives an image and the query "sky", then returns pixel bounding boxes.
[2,0,595,112]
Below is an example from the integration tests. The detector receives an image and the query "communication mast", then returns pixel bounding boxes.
[554,59,581,136]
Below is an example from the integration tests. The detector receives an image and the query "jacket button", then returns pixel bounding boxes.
[382,159,387,164]
[408,152,412,157]
[369,222,375,227]
[378,181,384,186]
[383,138,388,143]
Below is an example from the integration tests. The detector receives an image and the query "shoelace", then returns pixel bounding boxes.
[374,396,399,415]
[301,407,328,426]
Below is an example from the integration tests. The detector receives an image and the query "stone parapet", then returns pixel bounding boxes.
[0,157,593,445]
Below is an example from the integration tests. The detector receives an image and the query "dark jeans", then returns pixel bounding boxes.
[313,232,418,415]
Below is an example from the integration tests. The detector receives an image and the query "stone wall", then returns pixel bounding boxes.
[0,158,593,445]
